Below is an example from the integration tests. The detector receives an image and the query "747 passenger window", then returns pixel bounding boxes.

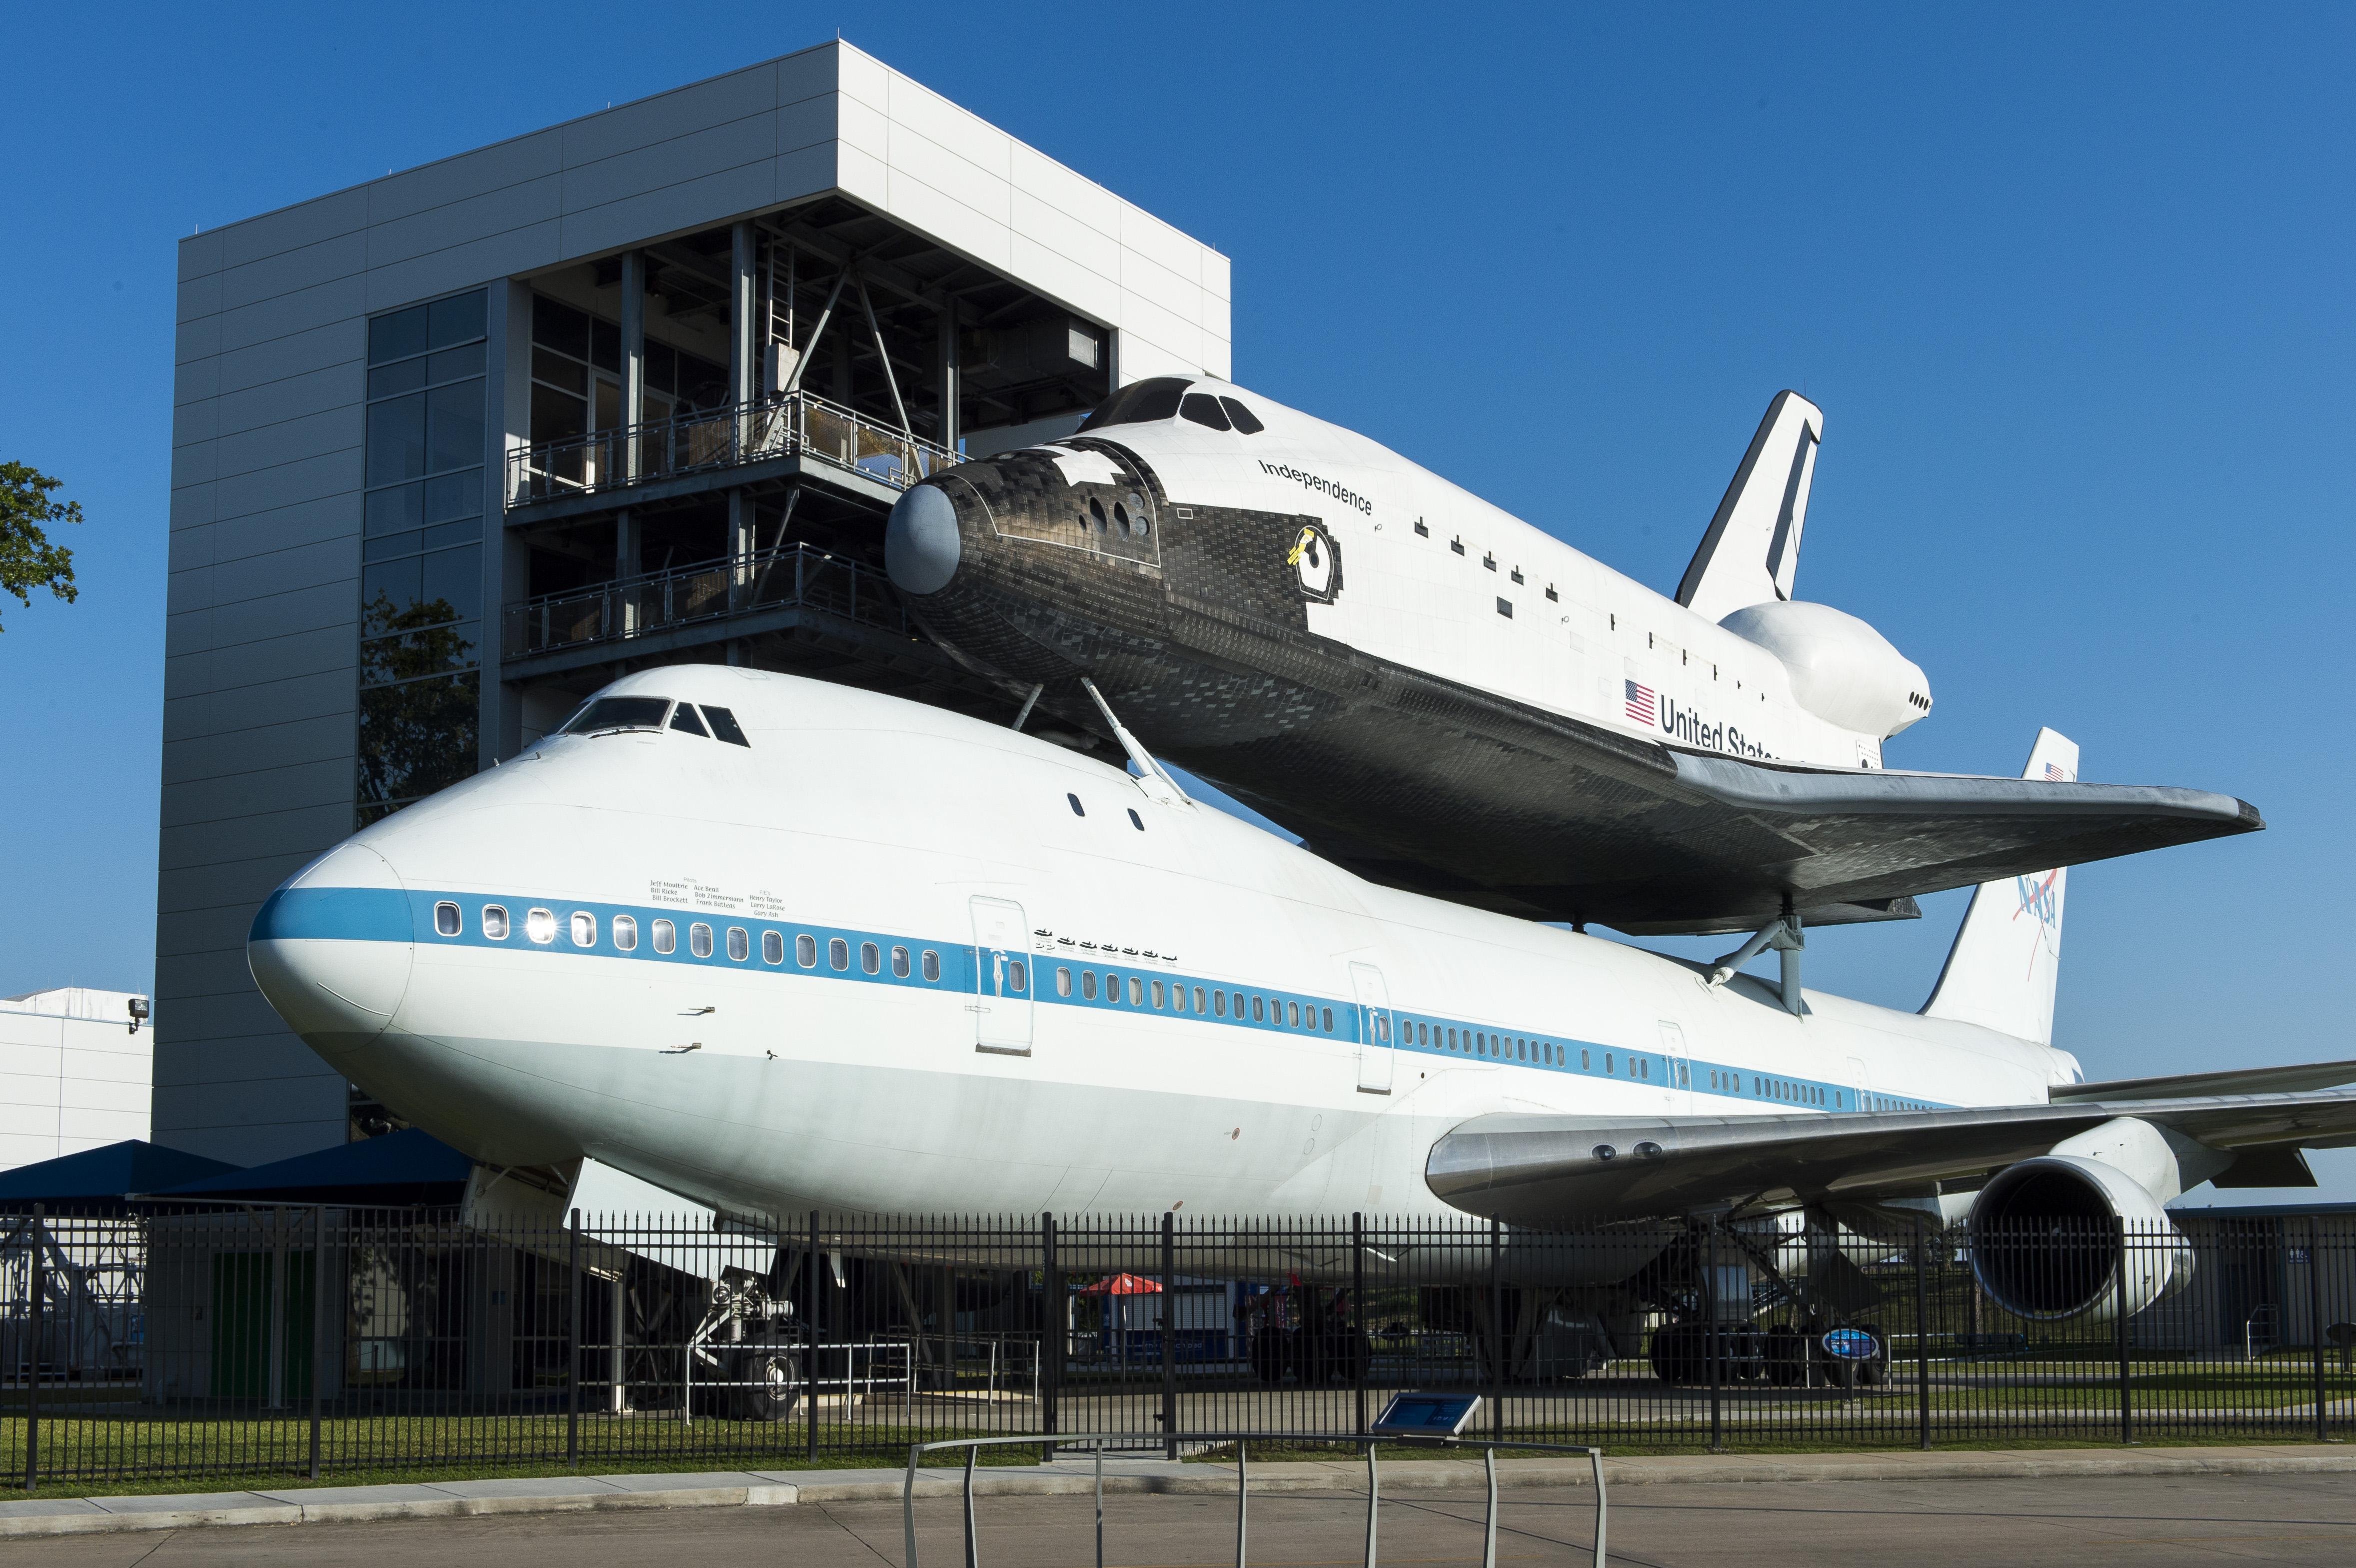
[613,915,638,951]
[434,902,460,937]
[828,938,848,971]
[1082,972,1097,1000]
[481,904,508,940]
[892,945,910,978]
[796,933,816,967]
[690,923,714,958]
[653,919,675,954]
[762,930,783,964]
[861,942,880,974]
[727,927,748,961]
[1057,967,1073,997]
[526,908,555,945]
[921,949,940,981]
[571,912,596,948]
[1008,961,1027,993]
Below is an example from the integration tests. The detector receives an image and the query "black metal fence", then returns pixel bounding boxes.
[4,1204,2351,1489]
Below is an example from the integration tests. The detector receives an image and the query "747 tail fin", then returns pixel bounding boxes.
[1920,728,2079,1045]
[1676,390,1825,623]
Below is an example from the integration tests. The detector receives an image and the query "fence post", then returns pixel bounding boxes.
[1161,1211,1178,1461]
[568,1208,582,1468]
[1353,1212,1368,1438]
[2115,1218,2134,1446]
[1489,1216,1505,1444]
[1705,1217,1723,1452]
[22,1204,39,1494]
[310,1205,326,1480]
[2310,1216,2328,1444]
[807,1211,820,1465]
[1915,1214,1932,1450]
[1042,1213,1060,1457]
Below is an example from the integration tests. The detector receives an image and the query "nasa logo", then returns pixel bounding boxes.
[1820,1328,1880,1361]
[1287,523,1342,603]
[2013,870,2059,931]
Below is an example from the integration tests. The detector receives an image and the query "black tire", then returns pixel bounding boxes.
[732,1338,804,1422]
[1858,1325,1889,1387]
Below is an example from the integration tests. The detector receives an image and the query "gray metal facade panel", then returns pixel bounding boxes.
[210,447,363,521]
[166,440,216,491]
[215,187,369,271]
[557,110,778,214]
[206,534,356,606]
[159,802,354,874]
[556,62,782,168]
[158,852,330,923]
[214,362,359,439]
[166,625,354,701]
[162,674,354,750]
[155,759,352,834]
[163,711,354,791]
[177,228,225,283]
[773,141,840,206]
[366,127,565,226]
[207,494,362,564]
[775,91,836,155]
[176,269,223,323]
[215,273,369,355]
[215,320,363,398]
[173,313,220,365]
[360,221,563,317]
[363,174,563,271]
[556,161,782,260]
[150,1067,343,1124]
[165,525,215,576]
[169,398,219,449]
[216,228,369,314]
[172,354,220,406]
[211,405,363,483]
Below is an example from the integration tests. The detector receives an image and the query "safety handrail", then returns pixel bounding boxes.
[901,1430,1606,1568]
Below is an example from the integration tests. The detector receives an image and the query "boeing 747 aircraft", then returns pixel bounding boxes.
[884,384,2257,934]
[250,668,2350,1333]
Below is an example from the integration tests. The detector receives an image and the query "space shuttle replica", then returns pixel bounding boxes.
[247,374,2354,1347]
[884,381,2254,934]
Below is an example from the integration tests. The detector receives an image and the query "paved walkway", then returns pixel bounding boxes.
[2,1445,2353,1539]
[20,1468,2356,1566]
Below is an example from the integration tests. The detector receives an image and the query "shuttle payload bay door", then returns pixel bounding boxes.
[1351,962,1394,1095]
[970,896,1033,1055]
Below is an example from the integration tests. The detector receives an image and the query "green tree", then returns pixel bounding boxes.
[0,461,81,633]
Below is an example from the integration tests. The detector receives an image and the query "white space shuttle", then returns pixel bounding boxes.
[249,667,2353,1325]
[884,381,2254,935]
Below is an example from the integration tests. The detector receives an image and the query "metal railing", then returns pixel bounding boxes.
[4,1205,2354,1492]
[902,1431,1608,1568]
[507,389,958,507]
[500,542,902,662]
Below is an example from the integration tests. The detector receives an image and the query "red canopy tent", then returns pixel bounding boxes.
[1078,1272,1163,1296]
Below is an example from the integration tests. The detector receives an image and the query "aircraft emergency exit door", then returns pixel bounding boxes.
[969,896,1032,1054]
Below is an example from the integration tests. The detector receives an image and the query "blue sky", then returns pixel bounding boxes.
[2,5,2349,1197]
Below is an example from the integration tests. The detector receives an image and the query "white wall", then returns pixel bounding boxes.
[0,990,152,1171]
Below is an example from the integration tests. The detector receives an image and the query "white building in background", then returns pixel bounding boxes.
[0,988,152,1171]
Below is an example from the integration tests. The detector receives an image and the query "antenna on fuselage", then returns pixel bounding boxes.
[1079,677,1192,809]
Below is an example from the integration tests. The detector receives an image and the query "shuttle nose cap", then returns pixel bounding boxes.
[885,483,961,596]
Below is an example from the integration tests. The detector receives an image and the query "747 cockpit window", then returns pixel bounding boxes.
[563,696,671,734]
[1078,377,1189,431]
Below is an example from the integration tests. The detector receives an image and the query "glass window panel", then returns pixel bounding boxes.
[922,950,939,982]
[422,469,481,524]
[653,920,675,954]
[891,946,909,978]
[359,621,479,686]
[368,358,427,400]
[860,942,879,974]
[355,671,478,810]
[531,295,587,359]
[690,923,713,958]
[1180,392,1231,430]
[762,931,783,964]
[428,290,486,349]
[1081,972,1096,1001]
[427,341,484,383]
[362,531,423,564]
[530,383,586,447]
[796,934,816,967]
[420,545,481,623]
[591,318,620,372]
[531,346,586,395]
[366,482,424,537]
[362,556,422,616]
[727,927,748,962]
[426,380,484,473]
[829,938,848,971]
[614,916,639,951]
[366,394,427,486]
[369,305,428,366]
[645,341,677,393]
[422,517,481,552]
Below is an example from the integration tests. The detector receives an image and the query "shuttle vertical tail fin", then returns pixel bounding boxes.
[1921,728,2079,1046]
[1676,391,1825,623]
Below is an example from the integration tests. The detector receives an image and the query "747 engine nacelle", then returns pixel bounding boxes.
[1966,1149,2195,1324]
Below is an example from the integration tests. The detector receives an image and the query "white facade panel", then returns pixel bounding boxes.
[0,995,153,1173]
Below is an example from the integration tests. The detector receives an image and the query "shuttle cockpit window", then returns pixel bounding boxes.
[1219,397,1264,434]
[562,696,672,735]
[1077,376,1190,431]
[1180,393,1230,431]
[701,706,751,746]
[669,703,708,737]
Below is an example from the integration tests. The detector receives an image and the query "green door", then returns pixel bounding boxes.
[209,1252,315,1399]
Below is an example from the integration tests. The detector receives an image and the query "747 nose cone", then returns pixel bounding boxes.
[885,483,961,596]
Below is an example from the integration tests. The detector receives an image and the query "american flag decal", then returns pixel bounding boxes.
[2045,763,2069,781]
[1624,679,1656,725]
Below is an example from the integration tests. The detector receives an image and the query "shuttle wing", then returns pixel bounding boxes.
[1425,1091,2356,1225]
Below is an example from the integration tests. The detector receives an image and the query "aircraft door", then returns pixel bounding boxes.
[1846,1056,1872,1114]
[1350,962,1394,1095]
[969,896,1033,1056]
[1657,1021,1692,1113]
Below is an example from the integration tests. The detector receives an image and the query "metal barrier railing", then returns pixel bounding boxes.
[902,1431,1607,1568]
[506,389,957,507]
[500,542,901,662]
